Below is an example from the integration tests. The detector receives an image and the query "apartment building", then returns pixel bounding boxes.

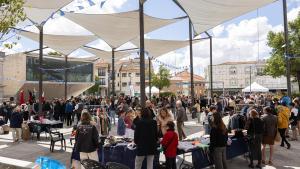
[205,60,289,94]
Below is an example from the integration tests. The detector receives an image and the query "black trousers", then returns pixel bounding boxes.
[66,113,72,126]
[278,128,290,147]
[166,157,176,169]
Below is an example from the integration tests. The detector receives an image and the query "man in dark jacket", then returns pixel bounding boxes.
[176,100,186,140]
[65,100,73,126]
[10,106,23,142]
[134,108,158,169]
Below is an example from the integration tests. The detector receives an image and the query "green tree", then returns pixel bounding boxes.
[265,13,300,91]
[0,0,26,40]
[48,51,63,56]
[151,65,171,94]
[87,76,100,94]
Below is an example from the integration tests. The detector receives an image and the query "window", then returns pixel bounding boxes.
[128,73,132,77]
[117,82,120,87]
[244,67,251,74]
[117,73,119,77]
[122,82,127,87]
[122,73,127,77]
[135,82,140,86]
[230,79,238,86]
[256,67,264,76]
[229,66,237,75]
[98,68,106,76]
[98,78,106,85]
[245,79,250,86]
[135,73,140,77]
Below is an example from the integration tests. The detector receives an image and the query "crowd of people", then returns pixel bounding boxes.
[0,93,299,169]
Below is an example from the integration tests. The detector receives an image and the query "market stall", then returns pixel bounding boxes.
[71,135,248,169]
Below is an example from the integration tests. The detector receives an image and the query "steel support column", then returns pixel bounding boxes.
[149,57,152,99]
[204,32,213,98]
[38,25,43,115]
[283,0,292,97]
[139,0,146,108]
[189,19,195,103]
[64,55,68,100]
[112,49,115,96]
[250,66,252,94]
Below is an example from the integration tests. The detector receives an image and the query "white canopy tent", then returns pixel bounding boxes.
[242,82,269,93]
[24,0,73,24]
[145,86,159,94]
[132,38,190,58]
[176,0,277,34]
[65,11,181,48]
[20,31,97,56]
[83,47,133,62]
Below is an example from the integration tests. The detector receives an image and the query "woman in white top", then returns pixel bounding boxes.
[157,107,174,135]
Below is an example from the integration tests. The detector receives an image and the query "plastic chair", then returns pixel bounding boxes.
[49,130,66,152]
[106,162,130,169]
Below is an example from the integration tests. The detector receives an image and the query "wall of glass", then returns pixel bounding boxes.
[26,56,93,82]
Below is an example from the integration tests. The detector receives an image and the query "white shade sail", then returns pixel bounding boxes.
[23,0,73,24]
[65,10,180,48]
[83,47,132,63]
[132,38,189,58]
[176,0,276,34]
[20,31,97,55]
[242,82,269,93]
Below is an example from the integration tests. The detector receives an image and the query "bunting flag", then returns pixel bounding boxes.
[77,5,84,10]
[100,0,106,8]
[59,10,65,16]
[88,0,95,6]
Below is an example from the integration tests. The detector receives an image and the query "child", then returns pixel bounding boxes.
[161,121,178,169]
[117,111,126,136]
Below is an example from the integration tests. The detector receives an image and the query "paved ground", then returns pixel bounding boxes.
[0,116,299,169]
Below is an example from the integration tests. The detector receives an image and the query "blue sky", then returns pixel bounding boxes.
[1,0,300,76]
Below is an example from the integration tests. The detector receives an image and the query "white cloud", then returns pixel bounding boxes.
[287,6,300,21]
[158,6,300,76]
[212,25,224,37]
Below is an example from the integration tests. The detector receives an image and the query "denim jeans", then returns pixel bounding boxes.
[110,110,116,125]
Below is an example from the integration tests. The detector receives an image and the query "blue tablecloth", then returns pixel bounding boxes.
[192,138,248,169]
[71,143,159,169]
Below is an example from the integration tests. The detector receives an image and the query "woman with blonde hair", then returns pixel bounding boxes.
[245,109,264,169]
[157,107,174,136]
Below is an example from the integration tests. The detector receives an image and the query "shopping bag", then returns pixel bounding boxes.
[275,131,281,142]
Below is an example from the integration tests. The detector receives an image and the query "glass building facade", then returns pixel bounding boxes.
[26,56,93,82]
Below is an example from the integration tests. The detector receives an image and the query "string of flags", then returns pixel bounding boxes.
[152,58,191,70]
[39,62,92,72]
[50,0,107,20]
[132,52,190,70]
[0,76,66,84]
